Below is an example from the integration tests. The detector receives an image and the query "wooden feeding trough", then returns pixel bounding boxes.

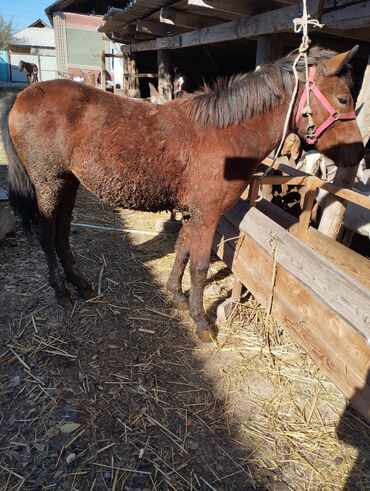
[214,161,370,424]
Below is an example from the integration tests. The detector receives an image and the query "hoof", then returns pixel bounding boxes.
[56,292,73,308]
[170,291,188,311]
[195,319,216,343]
[78,287,97,300]
[196,328,215,343]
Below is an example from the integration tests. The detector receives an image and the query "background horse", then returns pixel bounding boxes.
[19,60,39,85]
[1,47,364,342]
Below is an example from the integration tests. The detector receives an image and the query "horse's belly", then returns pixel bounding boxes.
[75,166,178,212]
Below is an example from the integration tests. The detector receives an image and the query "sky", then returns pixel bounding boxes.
[0,0,51,32]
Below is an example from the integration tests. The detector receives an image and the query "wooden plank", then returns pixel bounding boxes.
[122,1,321,53]
[214,218,370,422]
[223,204,370,341]
[322,1,370,29]
[234,197,370,291]
[302,226,370,290]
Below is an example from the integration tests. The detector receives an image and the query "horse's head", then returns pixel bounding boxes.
[295,47,364,168]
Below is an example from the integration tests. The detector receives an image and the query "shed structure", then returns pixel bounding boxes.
[9,20,57,82]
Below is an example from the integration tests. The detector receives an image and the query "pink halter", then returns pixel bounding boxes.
[295,66,356,145]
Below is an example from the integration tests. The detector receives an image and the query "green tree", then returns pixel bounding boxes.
[0,15,15,51]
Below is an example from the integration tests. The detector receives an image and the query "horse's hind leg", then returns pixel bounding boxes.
[36,185,72,307]
[167,223,191,310]
[55,175,95,299]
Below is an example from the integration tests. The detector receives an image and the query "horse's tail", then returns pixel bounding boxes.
[0,94,39,235]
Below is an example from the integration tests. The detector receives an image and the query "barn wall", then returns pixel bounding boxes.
[53,12,109,76]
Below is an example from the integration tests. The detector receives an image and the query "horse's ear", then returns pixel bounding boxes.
[323,45,359,75]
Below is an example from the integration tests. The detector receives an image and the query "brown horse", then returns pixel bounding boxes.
[1,47,364,342]
[19,60,39,85]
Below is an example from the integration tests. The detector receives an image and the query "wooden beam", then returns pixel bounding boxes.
[160,7,224,29]
[123,1,321,53]
[322,1,370,30]
[123,73,158,78]
[252,174,370,210]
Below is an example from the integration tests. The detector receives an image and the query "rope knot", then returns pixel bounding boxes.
[293,16,324,34]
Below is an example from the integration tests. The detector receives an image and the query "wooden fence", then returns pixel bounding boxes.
[213,164,370,423]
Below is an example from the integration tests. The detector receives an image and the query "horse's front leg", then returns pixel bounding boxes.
[188,215,220,342]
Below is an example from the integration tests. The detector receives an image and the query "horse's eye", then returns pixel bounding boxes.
[338,96,349,105]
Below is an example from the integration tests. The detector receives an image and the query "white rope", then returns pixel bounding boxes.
[261,0,324,179]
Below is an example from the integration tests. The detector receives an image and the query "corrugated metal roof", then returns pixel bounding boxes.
[11,26,55,48]
[101,0,177,29]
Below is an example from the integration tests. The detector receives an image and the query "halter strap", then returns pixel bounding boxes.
[295,66,356,145]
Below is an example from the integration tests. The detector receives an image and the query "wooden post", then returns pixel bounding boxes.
[122,51,129,96]
[256,35,284,202]
[318,167,358,239]
[101,50,106,91]
[84,72,96,87]
[158,50,173,101]
[356,52,370,146]
[247,177,261,207]
[296,178,317,239]
[129,54,140,97]
[122,52,140,98]
[255,34,284,67]
[318,53,370,240]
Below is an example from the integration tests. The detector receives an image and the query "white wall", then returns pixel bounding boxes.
[10,52,57,82]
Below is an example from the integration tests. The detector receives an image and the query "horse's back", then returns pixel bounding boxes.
[8,79,190,212]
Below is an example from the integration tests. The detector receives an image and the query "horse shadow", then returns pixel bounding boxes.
[336,370,370,490]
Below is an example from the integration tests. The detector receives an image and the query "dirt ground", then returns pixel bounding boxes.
[0,145,370,489]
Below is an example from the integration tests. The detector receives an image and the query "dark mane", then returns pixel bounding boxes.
[187,47,347,128]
